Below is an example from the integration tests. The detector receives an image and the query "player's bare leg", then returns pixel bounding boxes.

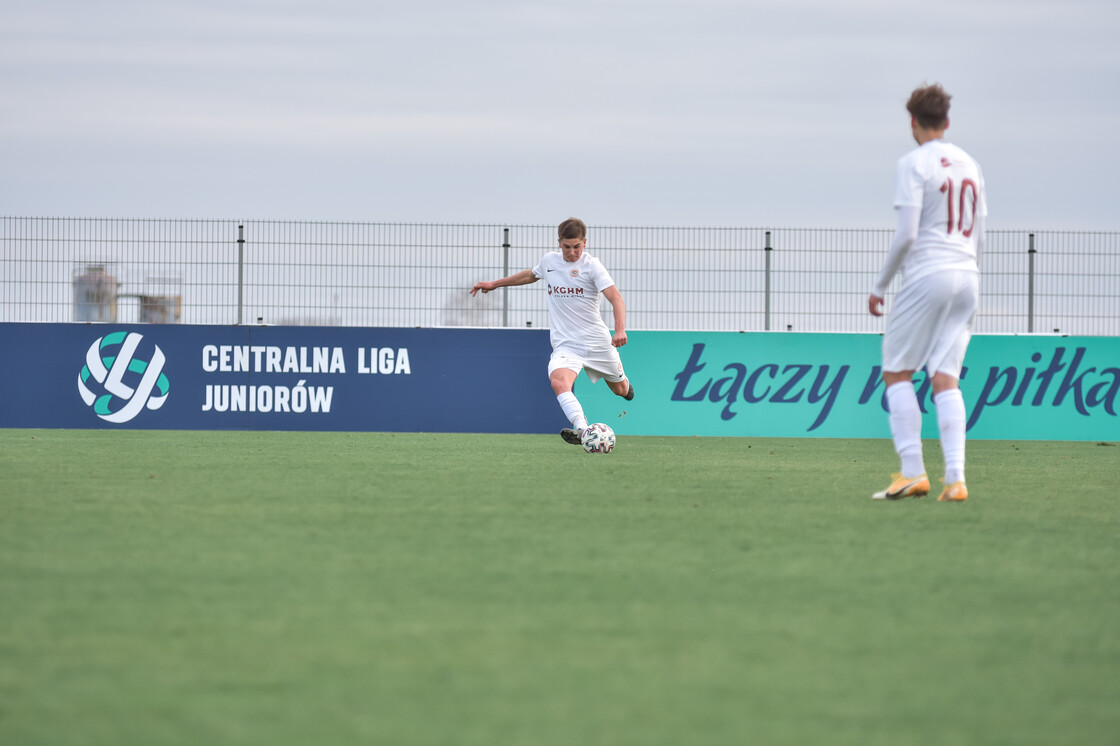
[607,377,634,401]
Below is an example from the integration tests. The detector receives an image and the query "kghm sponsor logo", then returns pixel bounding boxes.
[77,332,170,423]
[548,284,584,296]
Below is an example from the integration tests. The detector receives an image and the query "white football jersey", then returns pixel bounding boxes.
[894,139,988,282]
[532,251,616,350]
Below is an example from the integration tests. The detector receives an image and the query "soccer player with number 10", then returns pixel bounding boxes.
[869,83,988,503]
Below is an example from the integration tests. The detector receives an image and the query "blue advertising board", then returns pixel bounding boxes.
[0,323,565,433]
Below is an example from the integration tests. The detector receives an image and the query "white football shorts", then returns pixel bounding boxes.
[548,344,626,384]
[882,269,979,379]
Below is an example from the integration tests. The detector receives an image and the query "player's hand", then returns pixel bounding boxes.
[868,294,885,317]
[470,281,495,296]
[612,330,627,347]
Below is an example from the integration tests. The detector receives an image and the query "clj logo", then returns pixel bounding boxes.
[77,332,170,423]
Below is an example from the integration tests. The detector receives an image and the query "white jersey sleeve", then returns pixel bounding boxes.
[871,205,922,297]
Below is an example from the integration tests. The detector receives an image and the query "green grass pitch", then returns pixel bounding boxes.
[2,430,1118,745]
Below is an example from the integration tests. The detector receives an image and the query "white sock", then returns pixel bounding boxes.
[556,391,587,432]
[886,381,925,477]
[934,388,967,484]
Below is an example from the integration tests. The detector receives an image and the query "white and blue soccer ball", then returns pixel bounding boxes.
[580,423,616,454]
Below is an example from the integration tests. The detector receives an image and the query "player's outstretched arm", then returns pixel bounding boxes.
[470,269,538,296]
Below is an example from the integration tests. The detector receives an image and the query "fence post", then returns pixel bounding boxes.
[1027,232,1035,333]
[502,227,511,328]
[764,230,772,331]
[237,224,245,325]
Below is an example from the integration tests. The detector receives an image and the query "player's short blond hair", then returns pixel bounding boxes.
[558,217,587,241]
[907,84,951,130]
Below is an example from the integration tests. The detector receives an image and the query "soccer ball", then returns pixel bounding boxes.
[580,423,616,454]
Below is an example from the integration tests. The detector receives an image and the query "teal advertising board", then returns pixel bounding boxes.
[575,332,1120,441]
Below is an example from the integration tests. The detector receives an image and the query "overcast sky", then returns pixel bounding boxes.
[2,0,1117,230]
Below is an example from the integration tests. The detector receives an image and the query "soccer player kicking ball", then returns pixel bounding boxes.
[869,84,987,503]
[470,217,634,445]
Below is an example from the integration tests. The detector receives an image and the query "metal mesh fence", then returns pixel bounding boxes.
[2,217,1117,335]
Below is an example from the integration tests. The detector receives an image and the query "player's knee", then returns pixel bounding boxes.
[930,372,959,394]
[550,376,574,395]
[882,370,914,387]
